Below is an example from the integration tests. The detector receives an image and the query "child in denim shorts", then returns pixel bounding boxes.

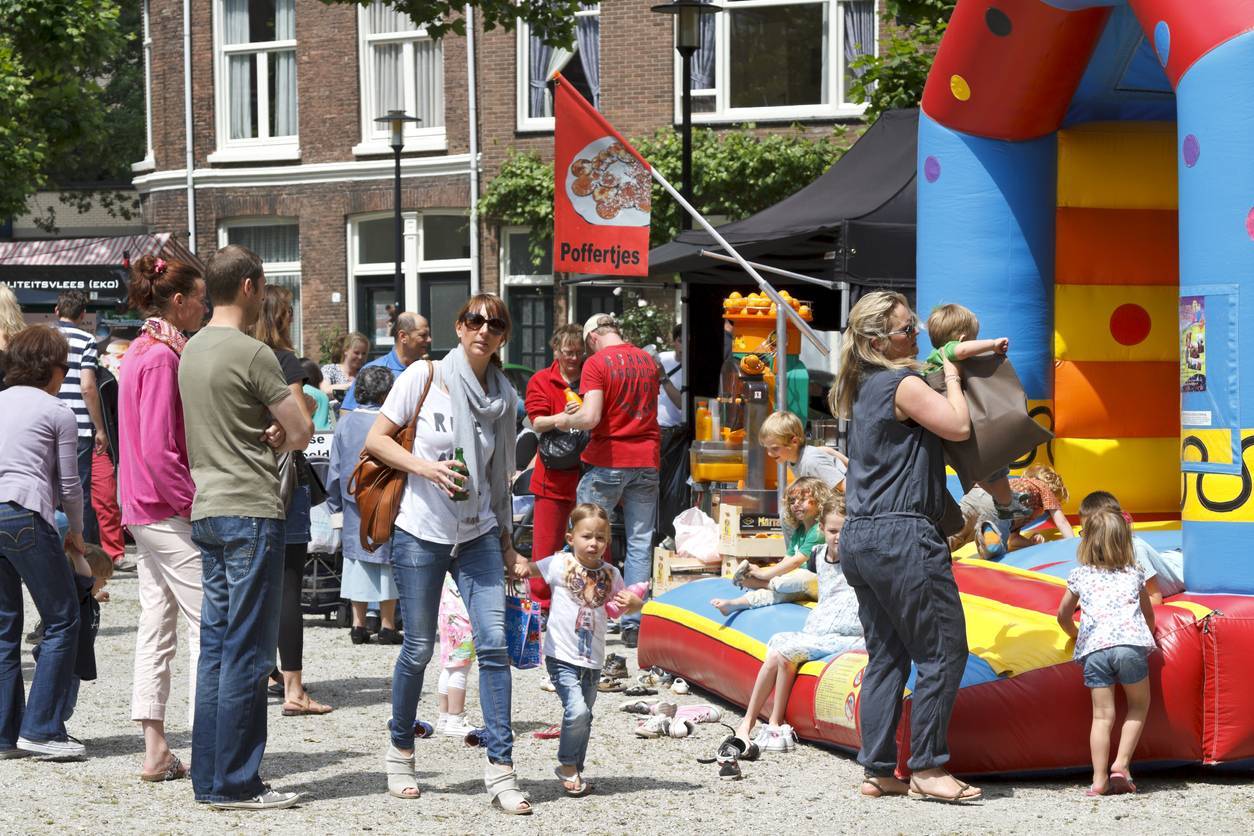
[1057,510,1157,797]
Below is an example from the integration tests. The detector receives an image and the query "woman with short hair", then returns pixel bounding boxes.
[0,325,88,759]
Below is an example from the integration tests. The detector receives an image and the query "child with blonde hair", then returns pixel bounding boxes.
[757,411,847,491]
[1057,510,1156,796]
[529,503,644,797]
[713,478,831,615]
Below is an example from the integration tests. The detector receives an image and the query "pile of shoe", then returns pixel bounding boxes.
[625,700,722,739]
[713,734,760,781]
[597,653,629,692]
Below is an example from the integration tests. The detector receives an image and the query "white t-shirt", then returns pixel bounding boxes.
[1135,538,1185,598]
[657,350,684,428]
[538,551,625,669]
[381,361,497,544]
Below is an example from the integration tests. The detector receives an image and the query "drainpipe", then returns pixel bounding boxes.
[183,0,196,253]
[465,4,480,292]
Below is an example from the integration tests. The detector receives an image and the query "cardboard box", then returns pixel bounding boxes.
[653,547,719,594]
[718,504,786,558]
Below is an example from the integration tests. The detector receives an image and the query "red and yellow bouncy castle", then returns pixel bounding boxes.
[639,0,1254,776]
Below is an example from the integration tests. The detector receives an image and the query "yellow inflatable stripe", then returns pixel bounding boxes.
[1181,429,1254,523]
[1054,284,1179,362]
[1053,437,1181,515]
[1057,122,1177,210]
[642,600,828,677]
[959,592,1074,677]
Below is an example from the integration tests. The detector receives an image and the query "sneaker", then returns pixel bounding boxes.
[414,720,435,739]
[539,678,557,693]
[731,559,752,588]
[715,738,743,781]
[717,733,760,763]
[757,724,795,753]
[670,677,690,695]
[978,521,1007,558]
[433,714,448,735]
[16,735,85,759]
[751,724,775,751]
[111,557,137,574]
[441,714,478,738]
[209,788,303,810]
[622,627,639,649]
[675,704,721,724]
[634,715,671,739]
[0,747,30,759]
[668,718,695,739]
[602,654,628,680]
[777,723,798,752]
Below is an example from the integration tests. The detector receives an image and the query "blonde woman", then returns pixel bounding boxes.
[829,290,981,803]
[0,282,24,350]
[320,331,369,400]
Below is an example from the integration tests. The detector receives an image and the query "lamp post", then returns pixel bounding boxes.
[374,109,421,311]
[651,1,720,231]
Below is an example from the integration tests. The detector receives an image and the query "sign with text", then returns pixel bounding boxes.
[553,74,650,276]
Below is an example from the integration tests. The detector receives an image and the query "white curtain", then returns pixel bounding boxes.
[374,43,403,116]
[225,0,253,138]
[692,0,716,90]
[528,35,553,118]
[575,5,600,108]
[414,39,444,127]
[844,1,875,77]
[273,0,297,136]
[368,0,415,34]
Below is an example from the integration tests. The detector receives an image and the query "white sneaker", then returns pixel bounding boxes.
[776,723,798,752]
[209,788,303,810]
[634,715,671,738]
[750,724,774,751]
[17,735,85,759]
[668,718,695,739]
[441,713,478,737]
[434,713,449,735]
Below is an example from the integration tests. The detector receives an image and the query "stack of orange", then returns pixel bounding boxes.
[722,290,813,321]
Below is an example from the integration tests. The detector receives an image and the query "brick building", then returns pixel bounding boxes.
[136,0,878,366]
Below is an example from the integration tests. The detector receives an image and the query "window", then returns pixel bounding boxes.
[356,1,446,154]
[348,212,472,357]
[517,3,599,132]
[220,219,303,349]
[501,227,554,367]
[133,0,155,171]
[682,0,876,122]
[211,0,299,162]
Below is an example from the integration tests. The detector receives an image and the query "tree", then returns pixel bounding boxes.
[320,0,585,46]
[0,0,143,228]
[848,0,955,121]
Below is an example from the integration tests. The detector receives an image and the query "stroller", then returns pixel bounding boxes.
[303,456,350,627]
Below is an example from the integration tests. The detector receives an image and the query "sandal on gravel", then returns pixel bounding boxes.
[532,724,562,740]
[623,684,657,697]
[1085,783,1110,797]
[139,754,188,783]
[282,694,333,716]
[908,776,982,803]
[554,766,594,797]
[596,675,624,693]
[860,776,907,797]
[385,745,421,799]
[1107,771,1136,795]
[485,762,532,815]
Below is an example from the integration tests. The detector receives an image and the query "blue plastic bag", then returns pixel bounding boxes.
[505,585,542,670]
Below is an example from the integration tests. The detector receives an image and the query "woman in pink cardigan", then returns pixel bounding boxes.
[117,255,206,782]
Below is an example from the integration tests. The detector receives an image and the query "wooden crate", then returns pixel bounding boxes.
[652,547,719,594]
[718,504,786,558]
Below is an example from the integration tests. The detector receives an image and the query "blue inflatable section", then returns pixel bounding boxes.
[916,113,1056,401]
[655,578,1000,688]
[1063,4,1175,126]
[996,529,1183,580]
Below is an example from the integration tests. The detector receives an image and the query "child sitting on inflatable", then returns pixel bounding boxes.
[529,503,645,797]
[757,410,847,492]
[1056,510,1157,796]
[728,494,864,757]
[958,463,1074,557]
[1079,491,1184,605]
[712,477,831,616]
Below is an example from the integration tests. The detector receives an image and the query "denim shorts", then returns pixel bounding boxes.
[1081,644,1150,688]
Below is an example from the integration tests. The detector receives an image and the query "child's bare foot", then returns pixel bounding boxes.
[710,598,742,616]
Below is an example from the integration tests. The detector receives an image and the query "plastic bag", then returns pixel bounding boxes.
[308,502,341,554]
[505,584,542,670]
[673,507,720,566]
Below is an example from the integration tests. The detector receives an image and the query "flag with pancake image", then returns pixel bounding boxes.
[553,72,651,276]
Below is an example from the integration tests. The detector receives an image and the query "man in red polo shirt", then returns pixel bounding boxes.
[553,313,660,648]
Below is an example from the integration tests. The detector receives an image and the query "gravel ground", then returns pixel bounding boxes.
[6,568,1252,835]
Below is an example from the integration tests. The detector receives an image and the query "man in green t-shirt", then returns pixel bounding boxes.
[179,245,312,810]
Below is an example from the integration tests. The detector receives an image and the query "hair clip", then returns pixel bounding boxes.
[154,258,167,274]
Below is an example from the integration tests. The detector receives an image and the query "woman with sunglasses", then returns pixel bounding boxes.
[829,290,981,803]
[364,293,530,814]
[0,325,90,759]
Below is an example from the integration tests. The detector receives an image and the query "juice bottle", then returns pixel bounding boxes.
[451,447,470,502]
[696,405,713,441]
[564,388,583,407]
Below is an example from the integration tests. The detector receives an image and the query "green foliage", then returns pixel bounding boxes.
[316,327,347,366]
[320,0,584,46]
[848,1,955,121]
[0,0,142,224]
[478,126,852,266]
[618,291,675,350]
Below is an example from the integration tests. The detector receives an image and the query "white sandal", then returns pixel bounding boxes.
[484,762,532,815]
[386,745,420,799]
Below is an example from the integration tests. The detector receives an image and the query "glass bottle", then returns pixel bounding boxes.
[451,447,470,502]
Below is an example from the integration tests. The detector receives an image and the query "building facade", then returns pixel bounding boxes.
[137,0,878,365]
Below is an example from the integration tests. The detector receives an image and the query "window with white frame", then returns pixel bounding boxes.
[348,212,471,357]
[682,0,876,122]
[134,0,155,171]
[212,0,299,161]
[357,2,446,154]
[516,3,599,132]
[500,227,555,368]
[220,219,303,349]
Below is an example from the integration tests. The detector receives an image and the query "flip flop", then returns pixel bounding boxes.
[1108,771,1136,795]
[532,724,562,740]
[861,776,908,797]
[554,766,594,797]
[139,754,188,783]
[908,776,983,803]
[1085,783,1110,797]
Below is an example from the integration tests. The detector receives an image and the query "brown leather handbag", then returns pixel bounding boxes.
[347,360,433,552]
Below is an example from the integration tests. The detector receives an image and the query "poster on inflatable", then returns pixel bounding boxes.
[552,73,651,277]
[1180,295,1206,393]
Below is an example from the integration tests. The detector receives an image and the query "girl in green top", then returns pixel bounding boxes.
[711,478,832,615]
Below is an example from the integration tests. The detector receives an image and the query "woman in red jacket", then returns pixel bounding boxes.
[524,324,585,611]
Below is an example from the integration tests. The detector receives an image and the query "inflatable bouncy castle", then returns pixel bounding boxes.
[639,0,1254,775]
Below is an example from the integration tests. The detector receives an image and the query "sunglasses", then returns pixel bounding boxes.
[462,312,507,337]
[56,362,70,374]
[885,322,918,338]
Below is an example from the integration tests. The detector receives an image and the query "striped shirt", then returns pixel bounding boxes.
[56,320,98,438]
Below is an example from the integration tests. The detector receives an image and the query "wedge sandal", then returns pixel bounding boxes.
[385,745,421,799]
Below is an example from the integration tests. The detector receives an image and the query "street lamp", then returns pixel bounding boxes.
[374,109,421,311]
[651,0,720,231]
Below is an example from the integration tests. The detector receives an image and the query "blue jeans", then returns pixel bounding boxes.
[0,502,80,748]
[190,516,285,803]
[576,466,659,628]
[389,527,513,763]
[1082,645,1151,688]
[546,658,598,772]
[76,437,98,545]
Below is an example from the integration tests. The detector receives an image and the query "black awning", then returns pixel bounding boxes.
[0,264,130,307]
[566,108,918,289]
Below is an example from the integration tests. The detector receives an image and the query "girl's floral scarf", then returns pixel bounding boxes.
[141,317,188,355]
